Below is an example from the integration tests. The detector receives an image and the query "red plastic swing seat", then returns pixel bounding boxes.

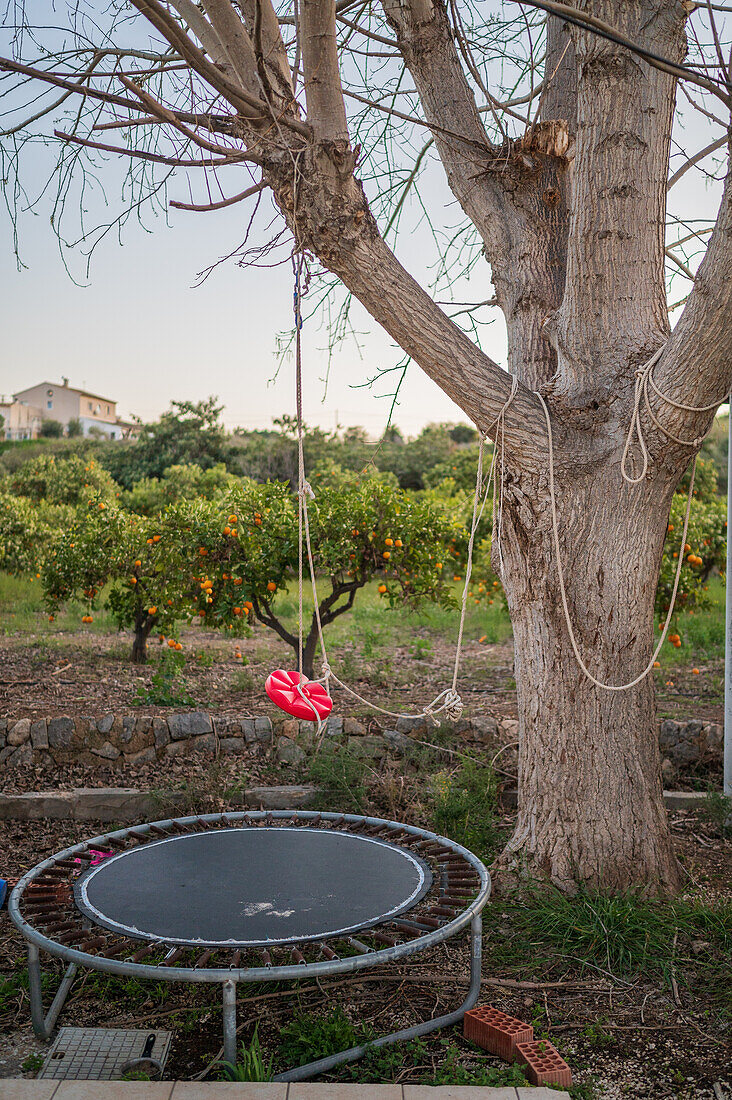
[265,669,333,721]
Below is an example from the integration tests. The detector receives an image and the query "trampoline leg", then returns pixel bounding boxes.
[274,914,484,1082]
[222,978,238,1066]
[28,943,78,1040]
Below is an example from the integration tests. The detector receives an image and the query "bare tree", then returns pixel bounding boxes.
[2,0,731,893]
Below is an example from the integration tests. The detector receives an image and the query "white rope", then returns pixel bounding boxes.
[537,344,726,693]
[292,279,519,724]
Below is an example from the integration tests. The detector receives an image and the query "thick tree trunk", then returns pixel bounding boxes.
[496,456,682,893]
[132,616,154,664]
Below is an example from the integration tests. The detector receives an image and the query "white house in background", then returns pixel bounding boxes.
[1,378,136,440]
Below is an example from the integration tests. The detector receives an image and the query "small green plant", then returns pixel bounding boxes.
[582,1017,615,1048]
[431,1039,527,1086]
[134,650,195,706]
[221,1028,273,1082]
[21,1053,45,1075]
[308,744,368,813]
[410,636,433,660]
[348,1037,428,1081]
[278,1006,362,1067]
[121,1068,153,1081]
[431,759,501,862]
[702,786,732,838]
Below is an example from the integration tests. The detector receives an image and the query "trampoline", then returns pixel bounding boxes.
[9,810,490,1080]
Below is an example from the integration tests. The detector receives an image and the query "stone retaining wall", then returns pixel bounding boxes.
[0,711,723,770]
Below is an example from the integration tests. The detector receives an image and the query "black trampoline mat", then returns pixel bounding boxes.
[74,827,432,947]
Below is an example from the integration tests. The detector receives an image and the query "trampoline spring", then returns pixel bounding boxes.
[101,941,134,959]
[56,927,84,945]
[147,824,170,837]
[42,919,78,934]
[79,936,108,953]
[50,859,82,869]
[260,950,272,967]
[128,829,151,844]
[229,951,242,969]
[392,917,439,933]
[347,937,372,954]
[318,943,338,961]
[23,902,62,914]
[105,837,129,850]
[430,905,457,919]
[290,947,305,965]
[370,932,398,947]
[195,950,214,969]
[132,943,160,963]
[439,895,470,908]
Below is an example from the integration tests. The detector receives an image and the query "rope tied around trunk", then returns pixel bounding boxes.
[538,345,730,692]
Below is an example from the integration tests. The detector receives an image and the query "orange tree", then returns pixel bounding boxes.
[0,493,74,576]
[9,454,118,506]
[42,497,206,662]
[189,469,460,678]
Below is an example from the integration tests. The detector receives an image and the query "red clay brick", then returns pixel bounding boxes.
[463,1004,534,1061]
[515,1038,573,1087]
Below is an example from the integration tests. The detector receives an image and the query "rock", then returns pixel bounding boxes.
[276,736,306,766]
[165,740,189,757]
[91,741,121,761]
[153,718,170,749]
[30,720,48,750]
[244,785,317,810]
[703,723,723,754]
[343,717,367,736]
[168,712,213,739]
[325,716,344,738]
[347,735,386,760]
[8,719,31,746]
[661,757,677,785]
[7,743,33,767]
[125,746,157,765]
[395,715,427,734]
[68,787,161,822]
[242,719,257,744]
[691,940,711,955]
[219,736,246,755]
[0,745,16,765]
[97,713,115,735]
[470,715,500,743]
[663,790,708,810]
[660,719,704,764]
[0,791,75,820]
[135,715,153,734]
[500,718,520,739]
[382,729,413,755]
[48,716,74,748]
[189,733,217,754]
[120,727,155,755]
[255,717,272,743]
[279,719,299,740]
[119,715,136,744]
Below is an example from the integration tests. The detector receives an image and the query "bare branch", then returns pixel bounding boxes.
[301,0,350,140]
[667,134,729,189]
[54,128,258,167]
[170,180,265,209]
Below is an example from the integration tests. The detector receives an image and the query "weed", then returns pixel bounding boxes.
[21,1053,44,1075]
[702,786,732,838]
[134,650,194,706]
[121,1068,153,1081]
[308,743,368,813]
[582,1017,615,1049]
[431,1039,527,1086]
[410,636,433,660]
[231,667,256,692]
[431,759,501,862]
[221,1028,273,1082]
[278,1006,363,1067]
[195,649,215,667]
[348,1038,428,1082]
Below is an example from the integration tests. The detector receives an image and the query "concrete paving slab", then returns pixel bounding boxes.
[0,1084,59,1100]
[289,1087,402,1100]
[404,1089,518,1099]
[172,1087,287,1099]
[53,1084,173,1100]
[516,1090,572,1099]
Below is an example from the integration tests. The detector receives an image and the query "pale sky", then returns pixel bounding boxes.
[0,14,724,437]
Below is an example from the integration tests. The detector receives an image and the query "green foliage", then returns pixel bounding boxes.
[102,398,228,488]
[39,418,64,438]
[10,453,117,506]
[657,491,727,619]
[308,743,368,812]
[20,1053,45,1074]
[134,650,195,706]
[122,462,241,515]
[0,493,67,575]
[66,417,83,438]
[431,1041,528,1086]
[221,1028,273,1082]
[431,760,501,862]
[423,443,484,493]
[702,787,732,838]
[278,1006,361,1067]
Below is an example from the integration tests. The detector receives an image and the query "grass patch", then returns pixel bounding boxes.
[431,759,502,863]
[278,1006,363,1068]
[308,743,369,813]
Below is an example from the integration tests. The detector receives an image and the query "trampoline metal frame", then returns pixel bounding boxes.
[9,810,491,1081]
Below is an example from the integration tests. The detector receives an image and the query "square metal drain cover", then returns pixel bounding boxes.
[38,1027,171,1080]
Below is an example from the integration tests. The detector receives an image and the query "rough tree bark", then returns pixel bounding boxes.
[3,0,732,892]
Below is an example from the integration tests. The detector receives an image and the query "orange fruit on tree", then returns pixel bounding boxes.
[394,538,403,548]
[168,639,176,647]
[228,514,238,524]
[653,661,661,669]
[175,642,183,651]
[148,606,157,615]
[382,551,391,560]
[384,538,394,547]
[267,581,277,592]
[233,578,243,586]
[134,559,141,567]
[692,668,700,674]
[224,526,231,536]
[130,577,137,585]
[199,547,208,556]
[378,584,387,594]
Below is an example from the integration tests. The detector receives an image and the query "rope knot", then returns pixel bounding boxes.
[443,689,464,721]
[298,479,315,500]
